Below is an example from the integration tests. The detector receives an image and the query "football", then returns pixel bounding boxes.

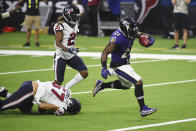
[139,35,150,47]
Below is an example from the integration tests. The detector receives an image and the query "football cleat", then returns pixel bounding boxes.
[35,42,40,47]
[171,44,180,49]
[181,44,186,49]
[92,80,104,97]
[0,86,8,98]
[23,43,30,47]
[140,105,157,117]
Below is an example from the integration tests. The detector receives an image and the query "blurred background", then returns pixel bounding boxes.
[0,0,196,38]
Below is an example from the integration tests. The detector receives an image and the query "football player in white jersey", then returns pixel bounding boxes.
[0,81,81,115]
[53,4,88,88]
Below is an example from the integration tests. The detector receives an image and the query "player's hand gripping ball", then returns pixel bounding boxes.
[139,35,150,47]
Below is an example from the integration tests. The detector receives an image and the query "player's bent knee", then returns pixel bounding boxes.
[135,80,143,86]
[80,70,88,78]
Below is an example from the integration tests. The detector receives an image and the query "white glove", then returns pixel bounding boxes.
[54,107,66,116]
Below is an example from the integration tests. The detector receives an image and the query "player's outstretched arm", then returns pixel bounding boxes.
[38,103,66,116]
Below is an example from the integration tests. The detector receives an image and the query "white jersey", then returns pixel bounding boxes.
[173,0,189,14]
[34,81,71,109]
[54,20,79,60]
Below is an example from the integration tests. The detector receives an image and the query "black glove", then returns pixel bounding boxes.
[68,47,79,55]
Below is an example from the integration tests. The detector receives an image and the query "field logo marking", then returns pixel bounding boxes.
[108,118,196,131]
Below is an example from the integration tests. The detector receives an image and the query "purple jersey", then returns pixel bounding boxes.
[109,29,135,68]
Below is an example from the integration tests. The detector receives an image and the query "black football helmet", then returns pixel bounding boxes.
[119,17,138,39]
[67,98,81,115]
[63,4,80,25]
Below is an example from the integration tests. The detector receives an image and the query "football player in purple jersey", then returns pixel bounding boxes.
[92,17,156,117]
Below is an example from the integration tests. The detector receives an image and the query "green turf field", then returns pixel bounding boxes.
[0,32,196,131]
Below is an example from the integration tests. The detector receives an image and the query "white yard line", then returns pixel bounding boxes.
[72,79,196,95]
[0,54,13,56]
[0,59,166,75]
[0,50,196,60]
[144,79,196,87]
[0,68,54,75]
[108,118,196,131]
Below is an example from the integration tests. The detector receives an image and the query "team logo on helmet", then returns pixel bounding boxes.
[63,4,80,26]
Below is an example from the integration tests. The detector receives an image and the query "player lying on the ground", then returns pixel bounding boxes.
[0,80,81,115]
[92,17,156,117]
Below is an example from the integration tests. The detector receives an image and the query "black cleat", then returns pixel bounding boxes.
[171,44,180,49]
[181,44,186,49]
[23,43,30,47]
[0,87,8,98]
[35,42,40,47]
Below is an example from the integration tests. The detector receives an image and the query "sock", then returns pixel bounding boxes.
[64,73,84,89]
[135,84,145,110]
[102,80,129,90]
[137,96,145,111]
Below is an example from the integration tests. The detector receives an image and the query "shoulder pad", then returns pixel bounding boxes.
[54,21,65,31]
[56,21,64,25]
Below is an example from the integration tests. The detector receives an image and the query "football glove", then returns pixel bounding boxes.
[54,106,66,116]
[101,67,111,79]
[68,47,79,55]
[146,36,155,47]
